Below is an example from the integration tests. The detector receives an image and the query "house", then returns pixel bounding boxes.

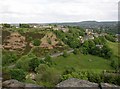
[96,45,103,49]
[10,24,19,28]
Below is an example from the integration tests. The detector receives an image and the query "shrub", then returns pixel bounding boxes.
[16,54,36,71]
[44,54,53,66]
[47,39,51,44]
[35,66,60,86]
[73,49,80,54]
[9,69,26,81]
[33,39,41,46]
[29,57,40,71]
[2,67,11,81]
[63,51,68,57]
[2,52,17,66]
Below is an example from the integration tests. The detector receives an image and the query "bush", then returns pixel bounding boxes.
[2,67,11,81]
[35,66,60,86]
[73,49,79,54]
[29,57,40,71]
[20,24,30,28]
[88,72,104,83]
[63,67,76,75]
[9,69,26,81]
[105,35,116,42]
[2,52,17,66]
[16,54,36,71]
[47,39,51,44]
[33,39,41,46]
[63,51,68,57]
[35,64,49,74]
[44,54,53,66]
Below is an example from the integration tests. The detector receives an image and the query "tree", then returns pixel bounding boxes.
[2,52,17,66]
[102,45,113,59]
[10,69,26,81]
[73,49,79,54]
[2,23,11,28]
[29,57,40,71]
[32,39,41,46]
[88,40,95,54]
[35,66,60,86]
[105,34,116,42]
[93,37,101,44]
[44,54,53,66]
[19,24,30,28]
[35,64,49,74]
[16,54,36,71]
[80,47,88,54]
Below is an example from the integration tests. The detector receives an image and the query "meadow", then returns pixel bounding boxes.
[52,53,114,73]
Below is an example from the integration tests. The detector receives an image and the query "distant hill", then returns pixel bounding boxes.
[51,21,118,34]
[51,21,117,28]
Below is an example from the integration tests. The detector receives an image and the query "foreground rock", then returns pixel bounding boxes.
[56,78,99,88]
[56,78,120,89]
[101,83,120,89]
[2,79,42,89]
[3,79,25,88]
[2,79,120,89]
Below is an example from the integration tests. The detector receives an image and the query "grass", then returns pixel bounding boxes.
[51,53,114,73]
[106,40,119,57]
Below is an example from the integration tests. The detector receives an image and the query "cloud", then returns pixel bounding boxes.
[0,0,119,23]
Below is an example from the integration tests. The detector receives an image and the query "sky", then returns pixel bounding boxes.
[0,0,119,23]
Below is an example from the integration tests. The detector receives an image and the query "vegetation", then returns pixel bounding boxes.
[2,51,18,66]
[2,23,11,28]
[2,24,120,87]
[32,39,41,46]
[9,69,26,81]
[105,34,116,42]
[19,24,30,28]
[81,37,113,59]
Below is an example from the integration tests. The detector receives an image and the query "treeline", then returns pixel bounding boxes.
[54,26,85,49]
[80,37,113,59]
[2,23,30,28]
[61,67,120,86]
[3,54,61,86]
[105,34,117,42]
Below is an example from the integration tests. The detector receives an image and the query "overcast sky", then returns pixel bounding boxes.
[0,0,119,23]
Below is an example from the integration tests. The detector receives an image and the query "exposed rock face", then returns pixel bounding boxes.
[3,79,25,89]
[3,32,26,51]
[2,79,42,89]
[101,83,120,89]
[25,84,41,89]
[2,79,120,89]
[56,78,120,89]
[56,78,99,87]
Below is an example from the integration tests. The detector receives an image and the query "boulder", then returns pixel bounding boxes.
[2,79,42,89]
[56,78,99,88]
[2,79,25,89]
[25,84,42,89]
[101,83,120,89]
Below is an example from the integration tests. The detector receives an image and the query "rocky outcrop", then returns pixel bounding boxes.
[101,83,120,89]
[56,78,99,88]
[2,79,42,89]
[3,79,25,88]
[2,79,120,89]
[56,78,120,89]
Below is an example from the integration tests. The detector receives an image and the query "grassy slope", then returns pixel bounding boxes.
[52,53,113,73]
[106,40,119,57]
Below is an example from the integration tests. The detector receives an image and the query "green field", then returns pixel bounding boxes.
[51,53,114,73]
[106,40,119,57]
